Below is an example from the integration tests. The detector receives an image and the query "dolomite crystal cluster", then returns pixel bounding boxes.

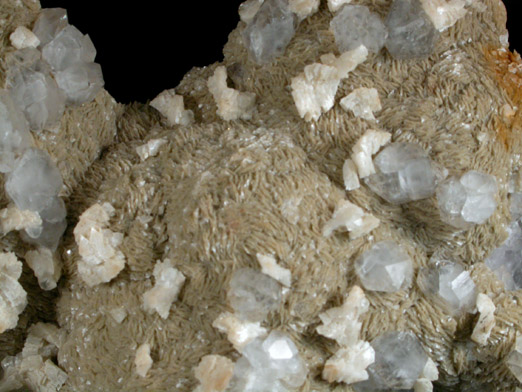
[2,0,522,391]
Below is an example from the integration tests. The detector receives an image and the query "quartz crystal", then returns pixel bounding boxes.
[322,199,380,239]
[73,202,126,287]
[194,355,235,392]
[340,87,382,121]
[0,252,27,334]
[242,0,297,64]
[229,331,308,391]
[384,0,439,60]
[256,253,292,287]
[54,61,104,105]
[213,312,268,351]
[485,220,522,290]
[135,343,153,378]
[0,90,33,173]
[417,261,476,315]
[32,8,68,47]
[24,247,62,291]
[330,5,387,53]
[365,142,438,204]
[142,260,186,319]
[437,171,498,228]
[355,241,413,292]
[227,268,282,321]
[471,293,496,346]
[41,25,96,72]
[10,26,40,50]
[150,89,194,126]
[351,129,391,178]
[354,331,428,391]
[507,333,522,384]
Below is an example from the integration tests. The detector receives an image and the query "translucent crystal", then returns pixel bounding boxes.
[256,253,291,287]
[54,61,104,105]
[417,261,476,315]
[213,312,268,351]
[340,87,382,121]
[32,8,68,47]
[242,0,297,64]
[0,204,41,235]
[288,0,319,19]
[471,293,496,346]
[343,158,360,190]
[136,138,168,161]
[24,247,62,291]
[437,171,497,228]
[10,26,40,50]
[330,5,387,53]
[21,218,67,251]
[0,90,32,172]
[507,333,522,384]
[351,129,391,178]
[323,341,375,384]
[42,25,96,72]
[150,89,194,126]
[227,267,282,321]
[365,143,437,204]
[419,0,468,32]
[328,0,353,13]
[384,0,439,60]
[510,192,522,221]
[485,220,522,290]
[354,331,428,391]
[194,355,235,392]
[0,252,27,334]
[322,199,380,239]
[354,240,413,292]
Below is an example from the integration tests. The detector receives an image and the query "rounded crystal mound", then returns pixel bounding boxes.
[227,267,282,321]
[354,240,413,292]
[330,5,387,53]
[384,0,439,60]
[365,142,437,204]
[436,170,497,229]
[353,331,428,391]
[242,0,297,64]
[229,330,307,391]
[417,260,477,315]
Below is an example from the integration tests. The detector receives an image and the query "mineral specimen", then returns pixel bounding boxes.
[73,202,126,287]
[0,204,41,235]
[0,252,27,334]
[9,26,40,50]
[242,0,297,64]
[436,171,498,229]
[288,0,319,19]
[212,312,268,351]
[340,87,382,121]
[135,343,153,378]
[24,247,62,291]
[256,253,292,287]
[54,61,104,105]
[366,142,438,204]
[417,261,477,315]
[322,341,375,385]
[384,0,439,59]
[355,241,413,292]
[136,138,168,161]
[227,268,282,322]
[142,259,186,319]
[194,355,235,392]
[351,129,391,178]
[150,89,194,126]
[343,158,360,191]
[322,199,380,239]
[420,0,468,31]
[239,0,265,24]
[331,5,387,53]
[327,0,352,13]
[32,8,68,47]
[471,293,496,346]
[507,333,522,383]
[319,45,368,79]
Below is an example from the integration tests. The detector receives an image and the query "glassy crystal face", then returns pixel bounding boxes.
[227,268,282,321]
[55,62,104,105]
[365,143,437,204]
[485,220,522,291]
[32,8,68,47]
[437,171,497,229]
[384,0,438,59]
[229,331,307,391]
[507,335,522,384]
[0,90,32,173]
[353,331,428,391]
[242,0,297,64]
[354,240,413,292]
[417,261,477,315]
[330,5,387,53]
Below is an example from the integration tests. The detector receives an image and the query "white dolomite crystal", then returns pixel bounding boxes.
[135,343,153,378]
[108,306,127,324]
[320,45,368,79]
[24,247,61,291]
[340,87,382,121]
[0,204,42,235]
[316,285,369,346]
[288,0,320,19]
[471,293,496,346]
[343,158,360,191]
[212,312,268,351]
[414,378,434,392]
[239,0,265,24]
[322,199,380,239]
[414,358,439,392]
[10,26,40,49]
[352,129,391,178]
[73,202,126,287]
[0,252,27,334]
[208,66,256,121]
[419,0,468,31]
[194,355,235,392]
[256,253,291,287]
[142,259,186,319]
[507,333,522,383]
[322,341,375,384]
[136,138,168,161]
[150,89,194,126]
[327,0,353,13]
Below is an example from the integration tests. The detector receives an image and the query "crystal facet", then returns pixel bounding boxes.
[54,61,104,105]
[32,8,68,47]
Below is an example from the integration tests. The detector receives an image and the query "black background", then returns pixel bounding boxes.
[40,0,521,104]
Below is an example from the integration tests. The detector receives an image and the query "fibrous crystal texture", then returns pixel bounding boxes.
[365,142,438,204]
[242,0,297,64]
[436,170,498,229]
[384,0,439,59]
[227,268,282,322]
[354,331,428,391]
[330,5,387,53]
[355,240,413,292]
[0,252,27,334]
